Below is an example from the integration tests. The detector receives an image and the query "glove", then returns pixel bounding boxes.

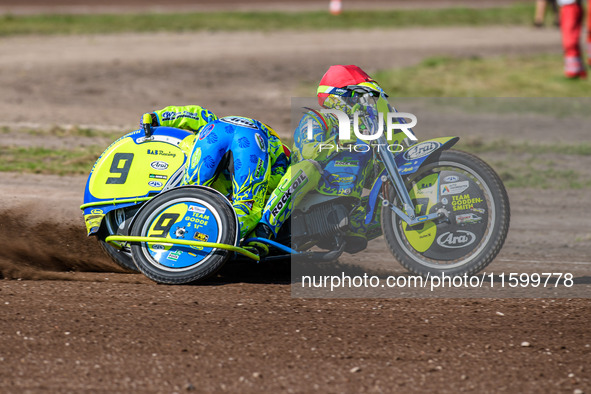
[140,112,158,138]
[139,112,158,128]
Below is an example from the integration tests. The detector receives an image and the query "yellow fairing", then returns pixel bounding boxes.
[88,137,188,200]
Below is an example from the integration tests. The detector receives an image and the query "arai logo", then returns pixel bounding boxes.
[148,181,163,188]
[403,141,441,161]
[436,230,476,249]
[150,161,169,171]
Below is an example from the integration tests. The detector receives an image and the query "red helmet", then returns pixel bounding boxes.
[317,65,383,107]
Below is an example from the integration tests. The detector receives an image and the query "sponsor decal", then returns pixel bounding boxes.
[440,181,469,196]
[452,194,483,212]
[441,197,449,205]
[167,250,182,261]
[271,171,308,217]
[329,174,356,184]
[419,231,434,239]
[403,141,441,161]
[471,208,486,214]
[335,160,359,167]
[188,205,206,214]
[254,158,265,179]
[436,230,477,249]
[220,116,257,129]
[152,244,165,251]
[184,211,210,229]
[198,124,215,140]
[193,231,209,242]
[147,149,177,158]
[254,133,266,152]
[150,161,169,171]
[455,213,483,225]
[148,181,163,188]
[399,165,415,175]
[149,174,167,180]
[90,209,104,215]
[444,175,459,182]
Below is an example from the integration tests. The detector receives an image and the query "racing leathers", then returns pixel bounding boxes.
[143,106,289,239]
[180,116,289,239]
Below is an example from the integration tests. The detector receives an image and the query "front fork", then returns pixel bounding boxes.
[379,141,441,227]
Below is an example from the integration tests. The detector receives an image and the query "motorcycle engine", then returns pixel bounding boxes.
[291,201,350,247]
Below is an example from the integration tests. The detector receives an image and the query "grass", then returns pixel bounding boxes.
[0,146,104,175]
[0,4,535,36]
[490,162,590,189]
[456,139,591,189]
[457,139,591,156]
[0,125,124,140]
[375,54,591,98]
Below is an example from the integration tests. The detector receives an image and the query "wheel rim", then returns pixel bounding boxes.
[391,160,496,270]
[139,197,224,272]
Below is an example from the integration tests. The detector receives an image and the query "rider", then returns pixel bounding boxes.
[257,65,402,252]
[140,106,290,247]
[141,104,218,133]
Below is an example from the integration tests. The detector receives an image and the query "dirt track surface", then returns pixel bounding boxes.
[1,1,590,392]
[0,26,561,135]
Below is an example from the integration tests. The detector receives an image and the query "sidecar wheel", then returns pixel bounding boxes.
[382,150,510,277]
[130,187,237,284]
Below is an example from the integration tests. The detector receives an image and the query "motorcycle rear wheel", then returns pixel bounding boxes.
[96,207,140,272]
[382,150,510,277]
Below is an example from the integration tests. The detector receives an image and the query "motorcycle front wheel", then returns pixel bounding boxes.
[382,150,510,277]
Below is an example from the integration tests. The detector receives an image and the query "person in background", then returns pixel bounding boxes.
[557,0,589,78]
[534,0,559,27]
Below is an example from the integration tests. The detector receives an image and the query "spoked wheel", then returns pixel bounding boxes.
[130,186,237,284]
[382,150,510,277]
[96,206,141,272]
